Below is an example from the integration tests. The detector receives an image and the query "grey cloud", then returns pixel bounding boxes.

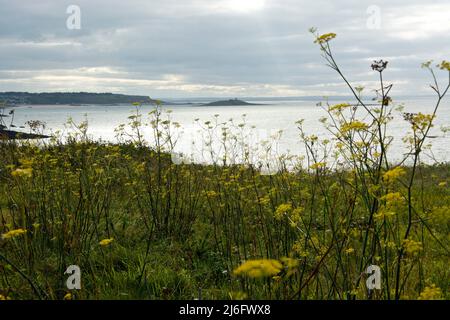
[0,0,449,97]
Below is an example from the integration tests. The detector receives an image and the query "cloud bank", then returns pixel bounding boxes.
[0,0,449,97]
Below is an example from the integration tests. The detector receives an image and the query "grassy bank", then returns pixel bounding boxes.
[0,140,448,300]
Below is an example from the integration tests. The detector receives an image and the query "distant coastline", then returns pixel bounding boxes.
[0,92,268,107]
[0,92,159,106]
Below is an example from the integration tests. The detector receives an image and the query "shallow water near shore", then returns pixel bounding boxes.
[8,96,450,164]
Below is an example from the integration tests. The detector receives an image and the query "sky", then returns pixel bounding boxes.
[0,0,449,98]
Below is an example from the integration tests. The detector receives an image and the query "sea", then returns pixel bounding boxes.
[5,96,450,165]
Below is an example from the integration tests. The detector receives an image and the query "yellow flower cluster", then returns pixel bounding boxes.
[430,205,450,224]
[292,241,309,258]
[410,113,435,132]
[309,162,327,170]
[418,284,442,300]
[438,60,450,71]
[345,248,355,254]
[328,103,351,112]
[374,210,396,221]
[402,239,423,255]
[340,121,368,134]
[99,238,114,247]
[63,293,73,300]
[381,192,403,203]
[2,228,27,240]
[258,196,271,206]
[314,33,337,44]
[205,190,218,198]
[383,167,406,183]
[10,158,34,178]
[382,241,398,250]
[233,259,282,278]
[288,208,304,227]
[380,192,404,209]
[11,168,33,178]
[0,294,11,300]
[280,257,299,276]
[274,203,292,220]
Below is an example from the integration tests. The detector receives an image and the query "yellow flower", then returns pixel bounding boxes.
[430,205,450,224]
[328,103,350,112]
[205,190,218,197]
[382,192,403,201]
[258,196,271,206]
[280,257,299,276]
[402,239,422,255]
[289,208,304,227]
[274,203,292,220]
[63,293,73,300]
[345,248,355,254]
[381,241,397,250]
[381,192,404,208]
[309,162,327,170]
[314,33,337,44]
[438,60,450,71]
[280,257,299,269]
[99,238,114,247]
[340,121,368,133]
[374,210,396,221]
[405,112,435,131]
[19,158,34,167]
[11,168,33,178]
[272,275,282,282]
[383,167,406,183]
[2,228,27,240]
[233,259,282,278]
[0,294,11,300]
[418,284,442,300]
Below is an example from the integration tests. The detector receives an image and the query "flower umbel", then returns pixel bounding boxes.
[11,168,33,178]
[274,203,292,220]
[63,293,73,300]
[2,228,27,240]
[402,239,423,255]
[340,121,368,134]
[233,259,282,278]
[383,167,406,183]
[418,284,442,300]
[99,238,114,247]
[314,33,337,44]
[438,60,450,71]
[328,103,351,112]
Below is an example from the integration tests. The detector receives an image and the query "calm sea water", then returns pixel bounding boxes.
[7,96,450,164]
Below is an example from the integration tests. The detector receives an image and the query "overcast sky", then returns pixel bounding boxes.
[0,0,449,98]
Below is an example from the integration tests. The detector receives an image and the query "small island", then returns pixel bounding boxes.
[201,99,264,106]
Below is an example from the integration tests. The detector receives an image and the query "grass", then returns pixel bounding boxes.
[0,141,448,300]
